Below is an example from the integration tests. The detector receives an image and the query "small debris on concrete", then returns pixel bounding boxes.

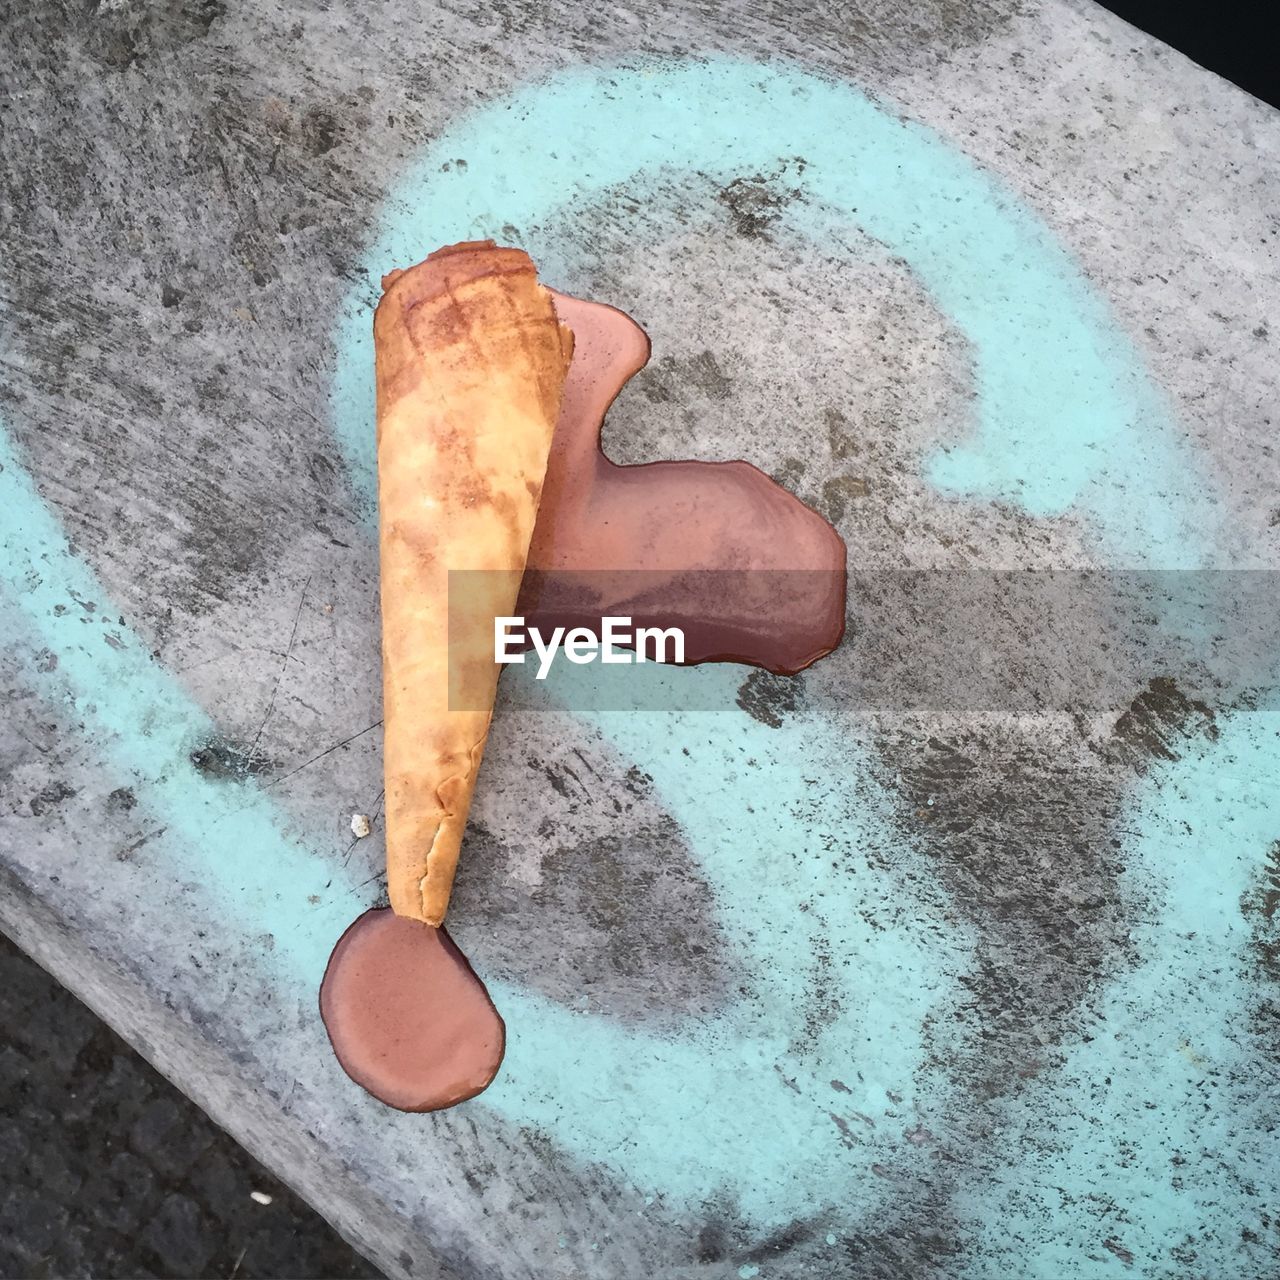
[350,813,371,838]
[250,1190,273,1206]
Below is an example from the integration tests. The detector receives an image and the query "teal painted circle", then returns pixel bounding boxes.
[0,49,1265,1278]
[332,57,1219,566]
[325,57,1277,1262]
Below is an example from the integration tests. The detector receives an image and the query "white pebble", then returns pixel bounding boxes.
[250,1190,273,1206]
[350,813,371,838]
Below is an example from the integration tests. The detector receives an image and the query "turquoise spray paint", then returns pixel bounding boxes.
[954,706,1280,1275]
[0,421,969,1226]
[331,59,1277,1262]
[2,55,1275,1271]
[332,58,1217,566]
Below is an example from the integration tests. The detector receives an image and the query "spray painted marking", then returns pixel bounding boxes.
[332,58,1217,565]
[1,54,1274,1273]
[0,429,354,979]
[0,419,970,1227]
[331,58,1275,1262]
[955,704,1280,1276]
[493,660,971,1223]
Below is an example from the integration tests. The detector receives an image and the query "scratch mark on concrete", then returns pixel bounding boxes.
[247,573,310,763]
[266,719,382,790]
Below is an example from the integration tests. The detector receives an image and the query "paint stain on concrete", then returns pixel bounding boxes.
[694,1219,730,1262]
[820,474,871,524]
[736,1215,819,1264]
[824,408,859,462]
[1240,840,1280,1051]
[881,726,1132,1106]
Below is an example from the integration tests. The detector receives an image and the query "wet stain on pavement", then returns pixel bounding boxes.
[189,738,274,782]
[736,670,805,728]
[1108,676,1218,767]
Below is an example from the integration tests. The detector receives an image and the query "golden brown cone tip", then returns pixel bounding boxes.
[375,240,573,925]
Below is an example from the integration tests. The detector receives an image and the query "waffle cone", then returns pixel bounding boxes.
[374,241,573,924]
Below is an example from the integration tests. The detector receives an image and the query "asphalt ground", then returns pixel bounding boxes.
[0,930,382,1280]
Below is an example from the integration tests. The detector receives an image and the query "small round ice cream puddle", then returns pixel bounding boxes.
[320,909,505,1111]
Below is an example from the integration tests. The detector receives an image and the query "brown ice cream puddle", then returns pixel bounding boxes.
[322,287,846,1112]
[320,909,504,1111]
[520,291,847,674]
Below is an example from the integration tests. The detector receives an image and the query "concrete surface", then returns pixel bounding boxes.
[0,931,383,1280]
[2,1,1279,1278]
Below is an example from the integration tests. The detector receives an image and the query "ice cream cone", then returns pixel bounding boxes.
[375,240,573,924]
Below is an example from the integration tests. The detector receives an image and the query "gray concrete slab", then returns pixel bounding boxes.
[2,2,1278,1278]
